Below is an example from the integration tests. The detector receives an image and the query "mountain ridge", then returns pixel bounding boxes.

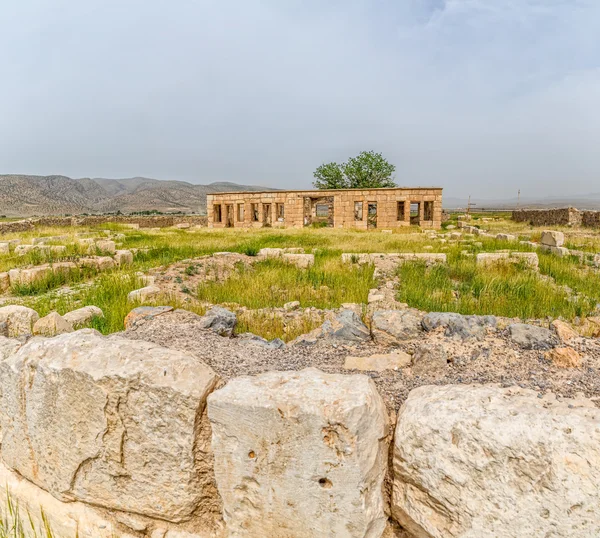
[0,175,276,216]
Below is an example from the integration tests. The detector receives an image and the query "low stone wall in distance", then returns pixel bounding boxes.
[511,207,582,226]
[0,215,208,234]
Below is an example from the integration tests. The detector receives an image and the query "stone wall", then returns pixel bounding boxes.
[207,187,444,230]
[0,329,596,538]
[511,207,581,226]
[0,215,207,234]
[582,210,600,228]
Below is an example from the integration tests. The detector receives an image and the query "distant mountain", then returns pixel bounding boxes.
[444,194,600,211]
[0,175,275,216]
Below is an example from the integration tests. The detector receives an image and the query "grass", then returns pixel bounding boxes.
[396,252,600,321]
[236,310,324,342]
[0,492,55,538]
[4,221,600,337]
[196,255,376,310]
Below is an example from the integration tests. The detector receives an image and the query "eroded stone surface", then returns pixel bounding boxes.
[0,330,221,523]
[392,384,600,538]
[63,305,104,328]
[208,368,389,537]
[0,305,39,336]
[33,311,74,336]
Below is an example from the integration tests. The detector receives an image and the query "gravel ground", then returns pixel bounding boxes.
[121,310,600,411]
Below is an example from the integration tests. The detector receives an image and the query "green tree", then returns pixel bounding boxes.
[312,151,396,189]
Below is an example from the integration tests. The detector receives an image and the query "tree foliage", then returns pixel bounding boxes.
[313,151,396,189]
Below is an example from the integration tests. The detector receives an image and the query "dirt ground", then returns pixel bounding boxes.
[121,309,600,411]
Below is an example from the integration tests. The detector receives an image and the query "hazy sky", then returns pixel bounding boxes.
[1,0,599,199]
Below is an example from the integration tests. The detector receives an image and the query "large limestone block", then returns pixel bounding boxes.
[208,368,389,537]
[371,309,423,344]
[0,461,117,538]
[33,311,74,336]
[8,265,52,286]
[79,256,116,271]
[63,305,104,328]
[0,330,220,522]
[0,305,40,336]
[392,384,600,538]
[541,230,565,247]
[94,239,117,254]
[114,249,134,265]
[127,284,162,302]
[0,242,9,254]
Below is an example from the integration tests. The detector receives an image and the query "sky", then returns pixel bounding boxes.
[1,0,599,200]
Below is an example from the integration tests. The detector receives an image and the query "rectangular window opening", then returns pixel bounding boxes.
[237,203,244,222]
[214,204,222,223]
[276,203,285,221]
[424,201,434,221]
[354,201,363,221]
[251,203,259,222]
[397,201,405,221]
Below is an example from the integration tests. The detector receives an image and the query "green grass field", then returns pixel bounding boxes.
[2,221,599,339]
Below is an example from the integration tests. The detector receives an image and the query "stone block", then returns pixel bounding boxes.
[541,230,565,247]
[63,306,104,328]
[0,330,220,522]
[208,369,389,537]
[114,249,134,266]
[0,305,39,336]
[127,285,162,303]
[392,385,600,538]
[33,312,74,337]
[0,242,9,255]
[282,253,314,268]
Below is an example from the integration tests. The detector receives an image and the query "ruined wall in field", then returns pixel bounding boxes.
[0,215,208,234]
[511,207,582,226]
[582,211,600,228]
[0,328,597,538]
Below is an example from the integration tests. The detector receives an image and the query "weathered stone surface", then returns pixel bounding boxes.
[509,323,558,350]
[8,265,52,286]
[208,369,389,537]
[551,319,579,342]
[114,249,134,265]
[236,332,286,350]
[541,230,565,247]
[372,310,422,344]
[0,305,39,336]
[127,285,162,303]
[94,240,117,254]
[545,346,582,368]
[475,252,539,269]
[200,306,237,337]
[495,233,516,241]
[0,271,9,292]
[344,351,411,372]
[0,330,220,522]
[0,336,21,359]
[0,242,9,254]
[422,312,496,340]
[283,300,300,311]
[124,306,174,329]
[79,256,117,271]
[392,384,600,538]
[411,343,448,375]
[321,310,371,343]
[63,305,104,328]
[14,244,34,256]
[282,253,314,268]
[0,461,117,538]
[52,261,78,275]
[33,311,74,337]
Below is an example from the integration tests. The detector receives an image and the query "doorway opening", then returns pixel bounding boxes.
[367,203,377,229]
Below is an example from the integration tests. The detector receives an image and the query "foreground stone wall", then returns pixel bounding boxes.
[0,215,207,234]
[0,330,598,538]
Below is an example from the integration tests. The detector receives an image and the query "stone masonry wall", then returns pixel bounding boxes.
[0,329,597,537]
[512,208,600,228]
[512,207,582,226]
[0,215,207,234]
[207,187,443,230]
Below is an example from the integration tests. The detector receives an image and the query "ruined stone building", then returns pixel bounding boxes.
[207,187,443,230]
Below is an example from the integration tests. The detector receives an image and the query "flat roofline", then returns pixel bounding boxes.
[208,187,443,196]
